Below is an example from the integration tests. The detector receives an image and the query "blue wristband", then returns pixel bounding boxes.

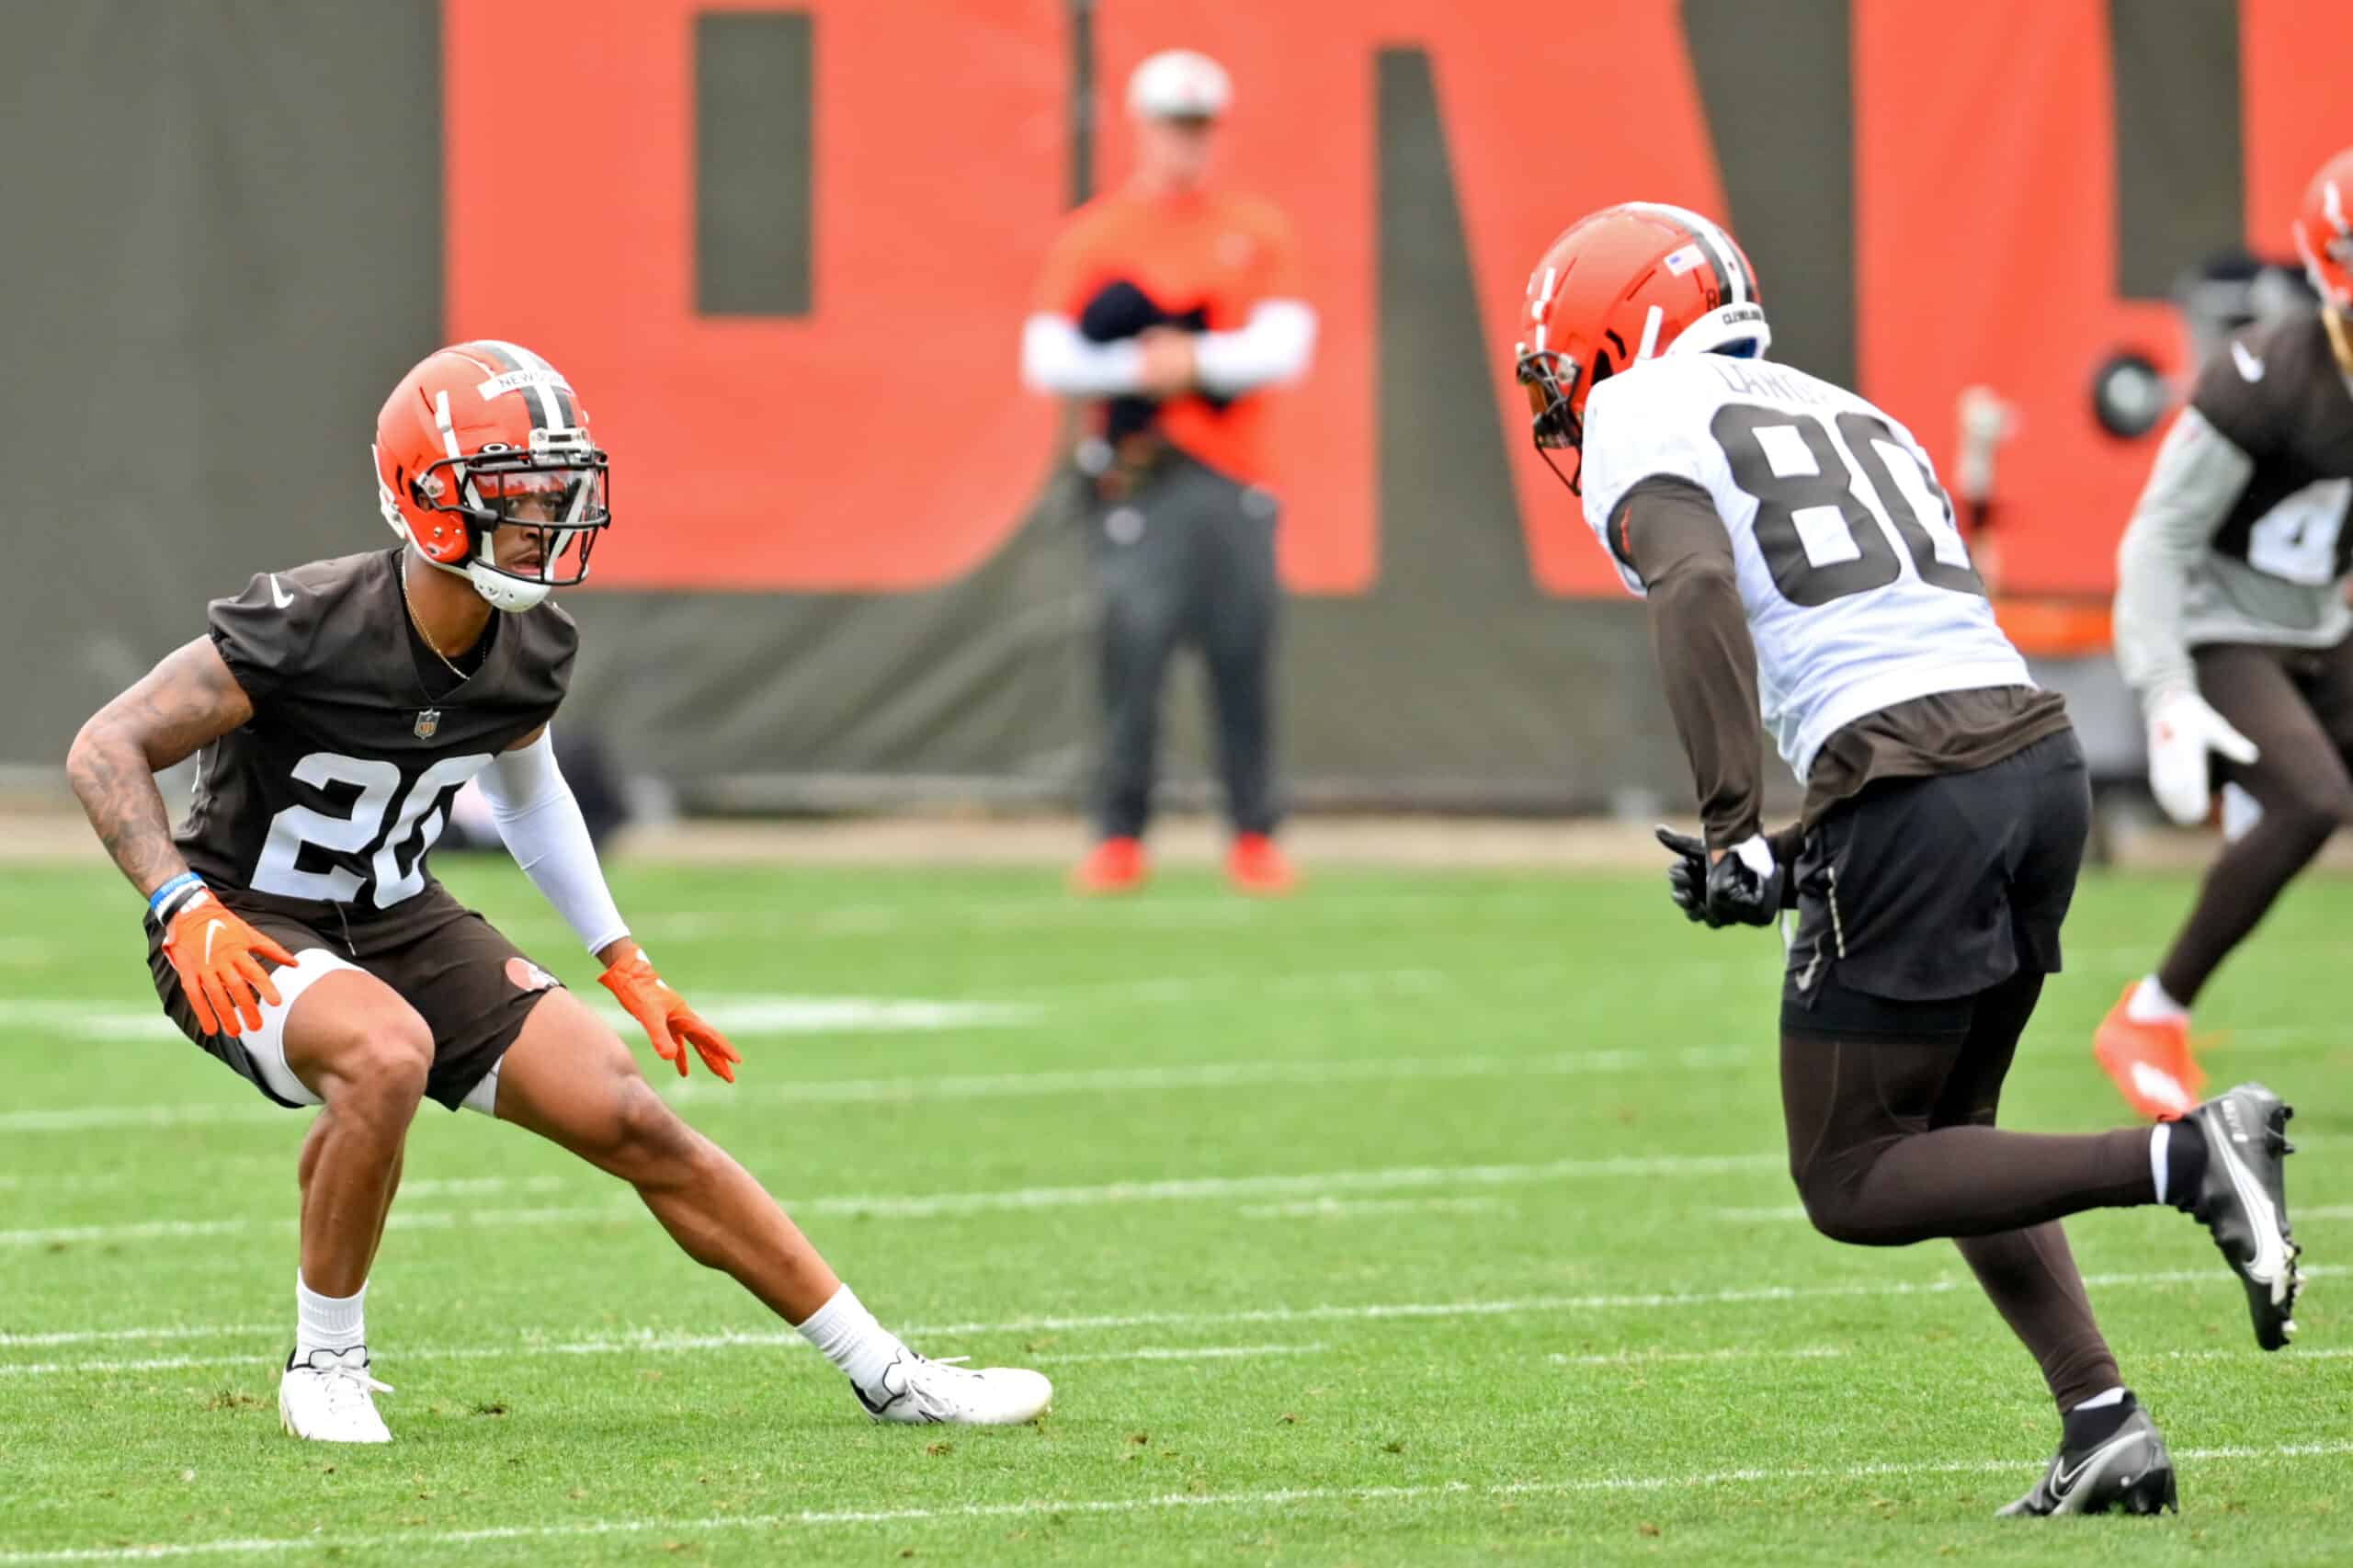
[149,872,205,916]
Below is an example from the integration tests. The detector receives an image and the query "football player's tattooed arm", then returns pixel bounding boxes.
[2112,408,2254,707]
[65,638,254,896]
[1620,480,1768,850]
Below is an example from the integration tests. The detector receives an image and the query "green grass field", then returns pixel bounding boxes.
[0,855,2346,1565]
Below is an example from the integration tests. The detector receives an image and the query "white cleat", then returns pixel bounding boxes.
[279,1346,394,1443]
[853,1350,1052,1426]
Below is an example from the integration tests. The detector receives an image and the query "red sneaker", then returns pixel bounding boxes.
[1226,834,1298,896]
[1072,836,1148,894]
[2093,983,2206,1121]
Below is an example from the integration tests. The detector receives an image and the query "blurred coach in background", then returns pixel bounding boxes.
[1021,48,1315,896]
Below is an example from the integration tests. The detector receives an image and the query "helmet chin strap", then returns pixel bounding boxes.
[2324,302,2353,381]
[463,558,552,613]
[406,538,551,613]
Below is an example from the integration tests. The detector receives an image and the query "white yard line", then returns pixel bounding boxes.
[2158,1346,2353,1361]
[0,1336,1328,1381]
[6,1267,2336,1380]
[1552,1346,1847,1367]
[0,1325,280,1350]
[1038,968,1451,1006]
[0,1101,280,1134]
[0,995,1033,1051]
[1029,1342,1331,1366]
[663,1044,1754,1107]
[1716,1200,2353,1226]
[1237,1196,1510,1220]
[0,1043,1753,1134]
[1552,1343,2353,1369]
[3,1442,2347,1562]
[891,1265,2343,1339]
[0,1175,124,1193]
[0,1150,1785,1245]
[393,1175,565,1200]
[1707,1206,1810,1221]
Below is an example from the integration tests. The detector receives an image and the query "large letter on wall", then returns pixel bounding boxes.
[1086,2,1732,598]
[446,0,1064,590]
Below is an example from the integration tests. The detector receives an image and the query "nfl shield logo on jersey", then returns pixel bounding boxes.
[414,708,440,740]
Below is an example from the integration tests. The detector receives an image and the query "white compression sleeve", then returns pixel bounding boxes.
[1191,300,1317,397]
[1020,313,1147,396]
[473,730,631,956]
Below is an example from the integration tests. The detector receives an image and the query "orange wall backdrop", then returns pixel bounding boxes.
[447,0,2352,597]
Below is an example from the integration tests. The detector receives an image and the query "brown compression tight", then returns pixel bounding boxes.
[2157,638,2353,1006]
[1782,971,2157,1411]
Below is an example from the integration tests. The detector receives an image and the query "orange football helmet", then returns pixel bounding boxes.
[1514,202,1769,489]
[2291,145,2353,312]
[372,340,609,612]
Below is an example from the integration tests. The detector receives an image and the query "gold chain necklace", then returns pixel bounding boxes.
[399,554,474,683]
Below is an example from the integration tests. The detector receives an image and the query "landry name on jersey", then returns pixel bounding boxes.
[1578,354,2029,782]
[179,548,575,916]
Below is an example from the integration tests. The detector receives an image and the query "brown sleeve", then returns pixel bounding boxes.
[207,572,323,708]
[2186,322,2282,461]
[1618,477,1766,850]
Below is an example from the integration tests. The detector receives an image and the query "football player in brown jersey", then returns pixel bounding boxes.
[66,341,1051,1442]
[2102,145,2353,1119]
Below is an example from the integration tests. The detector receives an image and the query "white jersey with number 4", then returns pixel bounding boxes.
[1578,353,2031,781]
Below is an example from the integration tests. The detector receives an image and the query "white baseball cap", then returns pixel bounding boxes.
[1127,49,1231,121]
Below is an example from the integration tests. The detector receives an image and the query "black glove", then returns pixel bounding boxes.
[1654,826,1783,928]
[1654,826,1711,924]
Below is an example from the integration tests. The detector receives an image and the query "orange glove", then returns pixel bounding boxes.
[598,938,741,1082]
[158,881,295,1038]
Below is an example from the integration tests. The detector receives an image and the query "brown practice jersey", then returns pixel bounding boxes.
[177,547,574,923]
[2191,311,2353,585]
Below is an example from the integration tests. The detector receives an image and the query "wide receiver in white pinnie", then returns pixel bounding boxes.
[1513,201,2302,1517]
[66,340,1051,1442]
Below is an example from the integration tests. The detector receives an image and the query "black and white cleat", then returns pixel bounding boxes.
[1998,1404,2177,1517]
[2184,1082,2303,1351]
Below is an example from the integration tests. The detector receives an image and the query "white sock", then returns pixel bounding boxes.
[2150,1123,2173,1205]
[795,1285,909,1392]
[2126,975,2188,1026]
[2071,1385,2128,1413]
[295,1272,367,1359]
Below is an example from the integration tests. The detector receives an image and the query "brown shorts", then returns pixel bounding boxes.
[144,881,562,1112]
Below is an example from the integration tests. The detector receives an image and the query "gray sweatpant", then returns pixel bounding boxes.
[1084,452,1280,839]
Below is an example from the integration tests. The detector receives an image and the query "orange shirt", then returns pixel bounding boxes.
[1032,187,1302,486]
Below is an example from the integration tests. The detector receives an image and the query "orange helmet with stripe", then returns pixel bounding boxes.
[2291,144,2353,312]
[372,340,610,612]
[1513,202,1768,489]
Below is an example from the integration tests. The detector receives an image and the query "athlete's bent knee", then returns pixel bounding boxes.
[2265,783,2353,848]
[317,1017,432,1125]
[608,1076,702,1180]
[1794,1170,1917,1248]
